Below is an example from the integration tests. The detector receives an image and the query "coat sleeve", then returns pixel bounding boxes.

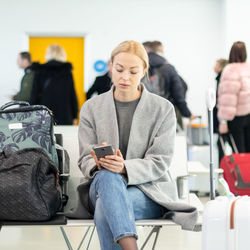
[124,104,176,185]
[29,72,41,105]
[161,65,191,117]
[69,73,78,119]
[13,72,34,102]
[86,78,99,99]
[78,103,98,179]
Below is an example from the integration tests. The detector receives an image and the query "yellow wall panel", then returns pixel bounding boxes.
[29,37,85,120]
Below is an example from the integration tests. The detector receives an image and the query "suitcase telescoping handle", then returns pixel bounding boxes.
[219,133,239,155]
[0,101,30,111]
[188,115,202,145]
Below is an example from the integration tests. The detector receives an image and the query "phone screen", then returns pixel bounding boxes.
[93,145,114,160]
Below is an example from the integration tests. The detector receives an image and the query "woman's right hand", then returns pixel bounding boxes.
[90,142,108,170]
[90,149,102,170]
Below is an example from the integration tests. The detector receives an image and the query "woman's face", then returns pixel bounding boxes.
[112,52,145,98]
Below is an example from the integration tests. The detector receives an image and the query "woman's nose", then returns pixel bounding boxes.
[121,71,129,80]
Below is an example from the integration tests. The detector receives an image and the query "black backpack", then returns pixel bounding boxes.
[143,64,188,100]
[143,66,166,98]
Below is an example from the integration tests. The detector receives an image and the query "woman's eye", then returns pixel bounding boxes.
[131,72,138,75]
[116,69,123,73]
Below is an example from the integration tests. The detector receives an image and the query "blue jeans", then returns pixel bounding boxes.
[89,169,164,250]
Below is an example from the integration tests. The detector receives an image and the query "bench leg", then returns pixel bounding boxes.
[140,226,162,250]
[152,226,161,250]
[76,226,92,250]
[60,226,74,250]
[60,225,95,250]
[86,226,95,250]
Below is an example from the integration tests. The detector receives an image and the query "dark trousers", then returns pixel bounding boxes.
[228,114,250,153]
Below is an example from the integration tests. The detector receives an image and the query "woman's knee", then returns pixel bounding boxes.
[95,169,125,186]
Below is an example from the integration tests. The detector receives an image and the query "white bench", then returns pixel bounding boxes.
[53,126,203,250]
[0,126,203,250]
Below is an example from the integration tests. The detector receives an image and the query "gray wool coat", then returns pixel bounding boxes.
[69,84,197,231]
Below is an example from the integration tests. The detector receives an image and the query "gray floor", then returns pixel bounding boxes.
[0,197,209,250]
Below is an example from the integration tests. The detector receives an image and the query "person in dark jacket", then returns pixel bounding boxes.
[12,52,34,102]
[145,41,196,127]
[86,62,112,99]
[30,44,78,125]
[213,59,228,133]
[213,58,231,164]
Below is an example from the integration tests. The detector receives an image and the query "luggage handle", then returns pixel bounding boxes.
[55,143,70,175]
[187,115,202,145]
[188,115,202,125]
[0,101,30,111]
[219,134,239,157]
[229,134,239,154]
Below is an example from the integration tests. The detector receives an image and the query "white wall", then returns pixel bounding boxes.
[0,0,226,123]
[225,0,250,54]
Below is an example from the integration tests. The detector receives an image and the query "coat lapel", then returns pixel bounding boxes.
[126,85,149,159]
[103,87,119,151]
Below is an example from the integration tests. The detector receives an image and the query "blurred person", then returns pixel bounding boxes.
[12,52,34,102]
[217,41,250,153]
[30,44,78,125]
[86,61,112,99]
[144,40,196,129]
[213,58,230,163]
[150,40,164,55]
[142,41,152,53]
[78,40,197,249]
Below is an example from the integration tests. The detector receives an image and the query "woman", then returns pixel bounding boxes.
[78,41,197,249]
[212,58,230,163]
[30,44,78,125]
[218,41,250,153]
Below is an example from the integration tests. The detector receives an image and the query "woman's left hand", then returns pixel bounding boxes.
[99,149,126,174]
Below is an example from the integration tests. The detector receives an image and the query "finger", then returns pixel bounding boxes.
[99,160,124,171]
[99,158,121,167]
[90,150,98,162]
[101,142,107,146]
[104,154,123,162]
[90,150,101,168]
[104,154,117,160]
[117,149,124,160]
[101,163,120,173]
[90,150,95,157]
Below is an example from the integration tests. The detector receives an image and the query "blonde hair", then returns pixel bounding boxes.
[216,58,229,70]
[111,40,149,73]
[45,44,67,62]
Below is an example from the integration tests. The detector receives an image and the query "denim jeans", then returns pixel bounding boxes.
[89,169,164,250]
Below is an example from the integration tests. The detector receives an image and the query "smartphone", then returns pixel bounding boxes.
[93,145,114,160]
